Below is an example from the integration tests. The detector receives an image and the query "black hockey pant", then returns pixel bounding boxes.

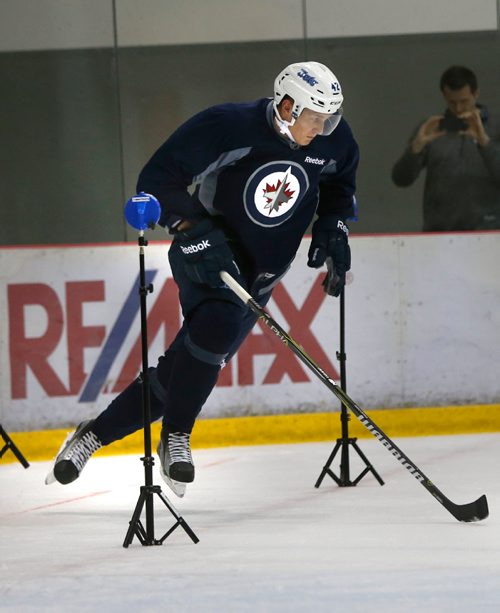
[92,243,282,445]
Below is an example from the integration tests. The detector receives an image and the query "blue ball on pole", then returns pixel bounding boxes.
[124,192,161,230]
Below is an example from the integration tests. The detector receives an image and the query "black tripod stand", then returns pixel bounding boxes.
[0,424,30,468]
[123,231,199,547]
[315,287,384,488]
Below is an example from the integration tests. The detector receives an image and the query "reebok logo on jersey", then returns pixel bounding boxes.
[304,156,325,165]
[180,239,211,254]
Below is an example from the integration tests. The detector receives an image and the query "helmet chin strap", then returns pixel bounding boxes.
[273,107,297,144]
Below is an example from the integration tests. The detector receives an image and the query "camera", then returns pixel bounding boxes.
[439,115,467,132]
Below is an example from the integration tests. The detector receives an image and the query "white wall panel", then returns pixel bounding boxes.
[397,233,500,404]
[115,0,303,47]
[0,0,498,52]
[0,0,114,51]
[306,0,498,38]
[1,233,499,431]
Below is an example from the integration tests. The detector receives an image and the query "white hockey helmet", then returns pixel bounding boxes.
[273,61,344,137]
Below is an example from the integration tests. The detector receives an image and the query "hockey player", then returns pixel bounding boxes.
[46,61,359,497]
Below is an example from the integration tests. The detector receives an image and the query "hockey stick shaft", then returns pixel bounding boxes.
[220,271,488,522]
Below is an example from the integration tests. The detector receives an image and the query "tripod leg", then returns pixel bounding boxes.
[0,426,30,468]
[123,487,151,547]
[316,436,385,488]
[350,440,385,486]
[124,485,200,547]
[156,488,200,544]
[315,440,342,487]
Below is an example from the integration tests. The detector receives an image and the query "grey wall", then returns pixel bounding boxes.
[0,48,125,243]
[1,1,499,245]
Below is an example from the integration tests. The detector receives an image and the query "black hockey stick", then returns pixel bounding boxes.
[220,271,488,523]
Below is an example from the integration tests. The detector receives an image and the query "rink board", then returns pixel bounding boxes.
[1,232,499,431]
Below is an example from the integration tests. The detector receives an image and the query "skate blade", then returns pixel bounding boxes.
[159,467,187,498]
[45,469,57,485]
[44,430,73,485]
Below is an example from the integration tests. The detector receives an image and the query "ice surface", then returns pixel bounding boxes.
[1,433,499,612]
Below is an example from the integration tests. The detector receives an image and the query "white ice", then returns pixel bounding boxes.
[1,433,499,612]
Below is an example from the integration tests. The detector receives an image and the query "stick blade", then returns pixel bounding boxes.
[446,494,489,522]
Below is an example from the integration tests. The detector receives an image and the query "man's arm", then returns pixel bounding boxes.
[463,109,500,180]
[391,116,444,187]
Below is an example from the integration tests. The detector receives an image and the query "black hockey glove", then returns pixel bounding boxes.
[174,218,240,288]
[307,216,351,297]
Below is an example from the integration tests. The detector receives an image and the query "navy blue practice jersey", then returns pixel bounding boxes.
[137,98,359,274]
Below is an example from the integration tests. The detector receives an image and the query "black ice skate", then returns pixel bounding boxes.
[45,420,102,485]
[157,432,194,498]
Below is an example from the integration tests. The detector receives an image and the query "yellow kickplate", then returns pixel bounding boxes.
[2,404,499,464]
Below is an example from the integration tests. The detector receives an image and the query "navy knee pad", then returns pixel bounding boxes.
[187,300,247,356]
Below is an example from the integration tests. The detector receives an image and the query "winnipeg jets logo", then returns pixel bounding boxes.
[244,161,309,227]
[262,167,295,215]
[255,167,299,219]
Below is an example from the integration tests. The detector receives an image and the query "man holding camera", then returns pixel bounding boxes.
[392,65,500,231]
